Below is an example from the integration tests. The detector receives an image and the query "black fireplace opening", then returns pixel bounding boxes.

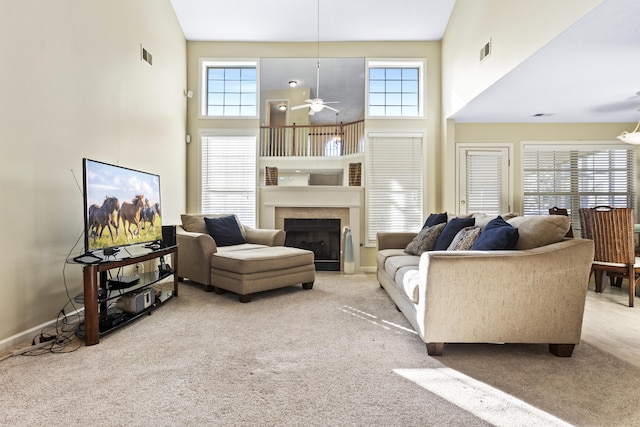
[284,218,341,271]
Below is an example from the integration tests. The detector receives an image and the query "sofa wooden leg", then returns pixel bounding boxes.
[239,294,252,303]
[549,344,575,357]
[426,342,444,356]
[204,284,215,292]
[302,281,314,290]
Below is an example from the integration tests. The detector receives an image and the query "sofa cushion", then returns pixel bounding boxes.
[471,216,519,250]
[211,246,313,274]
[507,215,571,250]
[447,226,481,251]
[384,255,420,280]
[422,212,448,228]
[404,223,446,256]
[397,267,420,304]
[205,215,248,247]
[434,217,476,250]
[376,249,407,270]
[472,212,519,229]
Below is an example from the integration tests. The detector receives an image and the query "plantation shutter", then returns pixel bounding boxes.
[201,134,256,227]
[522,143,636,235]
[365,134,423,246]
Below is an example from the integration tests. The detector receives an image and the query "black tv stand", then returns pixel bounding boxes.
[75,245,178,345]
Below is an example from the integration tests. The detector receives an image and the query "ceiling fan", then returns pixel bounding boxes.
[291,62,340,115]
[290,0,339,116]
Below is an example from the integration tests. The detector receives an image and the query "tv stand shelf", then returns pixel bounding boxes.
[77,245,178,345]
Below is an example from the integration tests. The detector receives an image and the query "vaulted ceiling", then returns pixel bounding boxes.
[170,0,640,124]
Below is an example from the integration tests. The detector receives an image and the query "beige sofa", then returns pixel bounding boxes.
[176,214,315,302]
[376,215,595,357]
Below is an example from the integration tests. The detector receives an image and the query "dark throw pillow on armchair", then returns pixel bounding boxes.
[471,216,519,250]
[204,215,248,247]
[434,217,476,250]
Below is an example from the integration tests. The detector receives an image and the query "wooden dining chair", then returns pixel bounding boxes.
[578,206,639,307]
[549,207,574,237]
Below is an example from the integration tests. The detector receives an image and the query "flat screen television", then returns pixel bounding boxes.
[82,158,162,255]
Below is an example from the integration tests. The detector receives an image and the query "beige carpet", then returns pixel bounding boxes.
[2,272,640,426]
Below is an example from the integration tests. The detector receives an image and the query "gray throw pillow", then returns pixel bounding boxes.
[404,223,446,256]
[447,226,481,250]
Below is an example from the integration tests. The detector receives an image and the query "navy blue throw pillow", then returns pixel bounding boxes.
[434,217,475,250]
[423,212,448,228]
[471,216,519,250]
[204,215,248,247]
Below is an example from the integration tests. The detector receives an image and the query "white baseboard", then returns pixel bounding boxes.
[359,266,376,273]
[0,307,84,353]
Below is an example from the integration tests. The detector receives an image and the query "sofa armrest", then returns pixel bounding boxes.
[175,226,217,285]
[377,232,417,250]
[244,226,285,246]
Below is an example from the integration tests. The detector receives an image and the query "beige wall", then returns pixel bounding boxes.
[0,1,187,348]
[185,41,441,270]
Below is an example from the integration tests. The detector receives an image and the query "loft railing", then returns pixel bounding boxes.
[259,119,364,157]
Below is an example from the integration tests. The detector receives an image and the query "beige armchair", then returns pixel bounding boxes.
[176,214,285,291]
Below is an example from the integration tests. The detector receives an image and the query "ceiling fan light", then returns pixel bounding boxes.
[617,131,640,145]
[309,103,324,112]
[618,108,640,144]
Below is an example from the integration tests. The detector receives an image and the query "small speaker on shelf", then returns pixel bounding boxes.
[162,225,177,247]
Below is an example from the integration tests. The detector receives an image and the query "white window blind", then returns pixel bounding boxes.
[366,134,423,246]
[201,135,256,227]
[460,149,509,215]
[523,143,636,234]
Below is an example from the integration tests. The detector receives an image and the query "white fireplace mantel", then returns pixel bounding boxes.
[260,186,363,272]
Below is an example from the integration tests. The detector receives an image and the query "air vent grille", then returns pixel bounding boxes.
[480,39,491,62]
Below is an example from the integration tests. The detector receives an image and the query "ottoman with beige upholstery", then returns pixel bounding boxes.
[210,246,315,302]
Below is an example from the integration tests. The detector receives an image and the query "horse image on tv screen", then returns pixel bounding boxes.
[83,159,162,253]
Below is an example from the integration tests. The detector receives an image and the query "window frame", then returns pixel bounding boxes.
[199,59,260,119]
[365,59,425,119]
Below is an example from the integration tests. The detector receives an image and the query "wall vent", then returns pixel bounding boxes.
[480,39,491,63]
[140,44,153,66]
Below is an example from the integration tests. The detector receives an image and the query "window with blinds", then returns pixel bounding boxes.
[459,148,509,215]
[200,134,256,227]
[522,143,636,234]
[365,134,423,246]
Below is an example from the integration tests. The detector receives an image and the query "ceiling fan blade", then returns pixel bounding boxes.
[308,109,315,116]
[323,105,340,113]
[291,104,311,110]
[323,101,340,104]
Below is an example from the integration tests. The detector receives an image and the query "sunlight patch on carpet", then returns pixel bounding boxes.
[394,368,573,427]
[340,306,417,335]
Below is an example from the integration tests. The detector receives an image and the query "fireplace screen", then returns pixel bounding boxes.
[284,218,341,271]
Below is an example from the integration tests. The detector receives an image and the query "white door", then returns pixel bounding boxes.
[457,146,511,215]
